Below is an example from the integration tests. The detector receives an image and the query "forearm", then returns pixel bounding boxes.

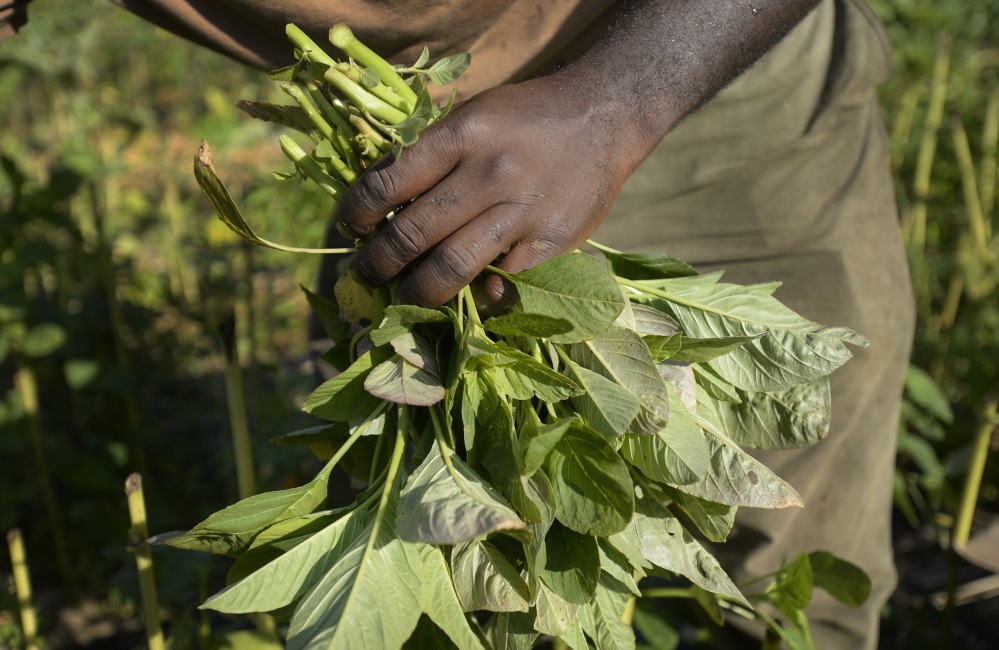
[550,0,822,160]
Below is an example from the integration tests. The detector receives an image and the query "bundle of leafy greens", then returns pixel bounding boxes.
[162,23,873,650]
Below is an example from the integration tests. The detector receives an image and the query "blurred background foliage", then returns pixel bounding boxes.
[0,0,997,648]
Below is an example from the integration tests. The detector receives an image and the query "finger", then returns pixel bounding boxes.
[348,174,494,288]
[395,205,525,308]
[334,119,462,238]
[474,237,562,316]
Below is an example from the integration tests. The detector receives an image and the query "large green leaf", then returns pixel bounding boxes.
[562,357,642,439]
[598,539,641,596]
[546,426,634,536]
[451,539,531,613]
[600,249,698,280]
[226,510,342,584]
[621,389,709,485]
[521,418,575,478]
[397,440,528,544]
[714,377,831,450]
[402,616,459,650]
[203,506,373,613]
[807,551,871,607]
[534,582,579,637]
[627,479,747,605]
[364,353,445,406]
[496,253,626,343]
[159,463,337,557]
[674,402,803,509]
[484,611,539,650]
[630,304,681,336]
[670,334,761,363]
[390,330,440,376]
[483,312,574,338]
[288,485,484,650]
[577,575,635,650]
[643,283,867,391]
[491,342,583,403]
[303,348,391,420]
[540,522,600,605]
[370,305,450,346]
[570,325,670,435]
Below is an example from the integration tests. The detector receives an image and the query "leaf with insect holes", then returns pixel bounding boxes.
[426,52,472,85]
[498,253,625,343]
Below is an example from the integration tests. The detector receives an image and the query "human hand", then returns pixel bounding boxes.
[336,76,651,312]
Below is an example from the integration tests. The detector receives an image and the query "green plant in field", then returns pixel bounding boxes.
[157,23,874,650]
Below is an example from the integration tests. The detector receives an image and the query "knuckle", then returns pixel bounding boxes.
[359,167,400,211]
[432,242,477,286]
[385,217,428,261]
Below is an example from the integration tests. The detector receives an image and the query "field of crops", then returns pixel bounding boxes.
[1,0,997,648]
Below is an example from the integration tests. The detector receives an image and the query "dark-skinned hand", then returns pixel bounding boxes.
[335,0,821,313]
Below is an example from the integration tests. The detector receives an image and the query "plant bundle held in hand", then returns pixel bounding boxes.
[159,23,873,650]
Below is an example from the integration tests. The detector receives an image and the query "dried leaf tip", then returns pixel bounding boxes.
[6,528,22,544]
[125,472,143,495]
[195,140,214,169]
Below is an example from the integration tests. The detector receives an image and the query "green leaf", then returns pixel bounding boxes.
[358,66,380,88]
[303,348,391,420]
[426,52,472,85]
[371,305,451,346]
[643,282,867,392]
[807,551,871,607]
[632,607,679,650]
[390,330,440,376]
[267,63,301,81]
[491,343,582,403]
[598,539,641,596]
[236,100,314,133]
[659,486,736,543]
[397,440,528,544]
[535,581,579,637]
[413,47,430,69]
[540,522,600,605]
[226,510,342,584]
[451,539,531,613]
[689,585,725,626]
[214,630,284,650]
[577,575,636,650]
[287,487,485,650]
[628,478,747,605]
[714,377,831,450]
[644,334,683,363]
[692,364,742,404]
[630,304,681,336]
[364,354,445,406]
[334,273,374,323]
[484,312,574,338]
[563,357,642,439]
[302,285,350,343]
[770,553,814,619]
[314,138,336,160]
[21,323,66,357]
[621,389,709,486]
[498,253,626,343]
[546,425,634,536]
[905,365,953,423]
[670,334,762,363]
[601,250,698,281]
[203,506,373,613]
[63,359,99,389]
[158,463,338,557]
[560,616,593,650]
[484,611,539,650]
[677,403,804,509]
[522,418,575,477]
[571,325,671,435]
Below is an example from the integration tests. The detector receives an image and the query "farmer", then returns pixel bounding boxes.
[2,0,914,647]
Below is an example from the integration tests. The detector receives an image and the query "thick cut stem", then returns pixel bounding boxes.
[279,135,349,199]
[285,24,336,68]
[335,62,414,115]
[125,474,166,650]
[324,67,409,125]
[7,529,39,650]
[328,24,418,107]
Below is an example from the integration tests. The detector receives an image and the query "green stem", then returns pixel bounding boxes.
[367,430,386,486]
[641,587,693,599]
[125,474,166,650]
[285,24,336,67]
[283,82,334,140]
[279,135,349,199]
[7,529,39,650]
[953,397,998,548]
[328,24,418,107]
[585,239,620,255]
[430,405,456,453]
[349,115,393,157]
[349,325,373,364]
[364,406,408,552]
[335,62,414,115]
[220,318,256,499]
[460,285,481,326]
[325,67,408,125]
